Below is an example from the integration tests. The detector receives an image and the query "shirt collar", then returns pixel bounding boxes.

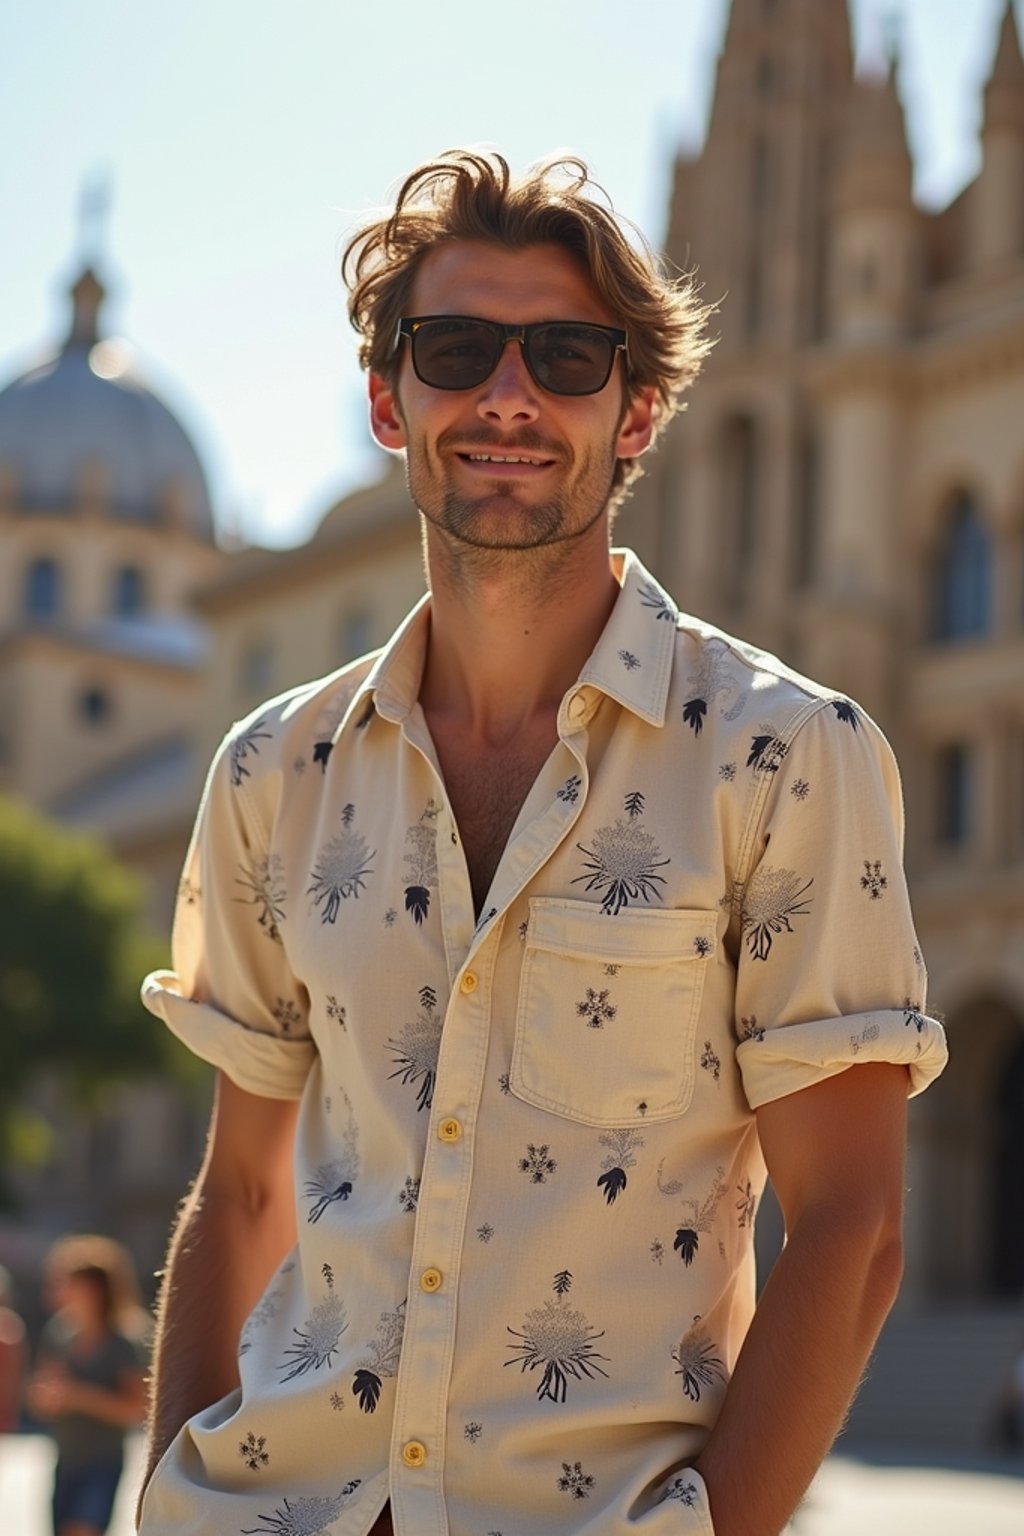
[352,547,678,732]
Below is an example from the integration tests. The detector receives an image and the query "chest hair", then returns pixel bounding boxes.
[436,737,556,914]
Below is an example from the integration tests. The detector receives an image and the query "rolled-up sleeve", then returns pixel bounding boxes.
[141,725,315,1099]
[732,700,947,1109]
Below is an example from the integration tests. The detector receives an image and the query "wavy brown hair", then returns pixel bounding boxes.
[342,150,715,506]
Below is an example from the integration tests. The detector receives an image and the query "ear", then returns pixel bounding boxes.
[614,386,657,462]
[369,372,407,451]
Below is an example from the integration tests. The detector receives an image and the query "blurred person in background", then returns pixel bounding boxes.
[28,1235,148,1536]
[0,1264,27,1433]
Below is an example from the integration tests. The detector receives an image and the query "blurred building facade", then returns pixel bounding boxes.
[2,0,1023,1449]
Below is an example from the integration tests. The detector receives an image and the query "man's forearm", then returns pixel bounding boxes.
[143,1176,296,1487]
[694,1203,903,1536]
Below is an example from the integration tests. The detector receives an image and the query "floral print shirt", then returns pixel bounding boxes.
[140,550,947,1536]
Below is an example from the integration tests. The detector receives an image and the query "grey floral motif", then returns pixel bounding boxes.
[387,992,443,1112]
[498,1072,511,1095]
[739,1015,764,1042]
[292,756,307,776]
[596,1127,645,1205]
[790,778,811,801]
[556,775,582,805]
[240,1482,361,1536]
[694,935,713,958]
[558,1461,595,1500]
[325,995,346,1029]
[672,1324,726,1403]
[740,866,813,961]
[637,581,677,622]
[177,878,199,907]
[618,649,641,671]
[665,1477,699,1506]
[746,725,788,775]
[850,1021,881,1055]
[464,1421,483,1443]
[860,860,888,899]
[403,801,439,925]
[329,1391,343,1411]
[229,719,272,787]
[236,853,287,943]
[506,1291,609,1403]
[573,810,669,916]
[736,1179,757,1228]
[383,908,397,927]
[239,1431,269,1471]
[353,1301,406,1413]
[398,1177,420,1213]
[238,1288,283,1356]
[576,987,617,1029]
[304,1105,359,1222]
[719,762,737,782]
[700,1040,721,1081]
[308,823,375,920]
[519,1144,557,1184]
[278,1292,348,1381]
[272,998,301,1034]
[658,1163,728,1267]
[685,641,748,734]
[650,1239,665,1265]
[477,1223,495,1243]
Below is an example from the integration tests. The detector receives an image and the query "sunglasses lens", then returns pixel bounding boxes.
[527,324,616,395]
[411,320,499,390]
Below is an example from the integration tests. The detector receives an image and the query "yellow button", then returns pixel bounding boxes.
[438,1117,461,1143]
[402,1440,427,1468]
[460,971,478,994]
[420,1267,442,1293]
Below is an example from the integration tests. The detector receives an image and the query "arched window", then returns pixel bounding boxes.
[113,565,145,618]
[932,492,993,641]
[25,557,60,621]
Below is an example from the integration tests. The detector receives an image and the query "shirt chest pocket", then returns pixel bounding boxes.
[510,898,716,1128]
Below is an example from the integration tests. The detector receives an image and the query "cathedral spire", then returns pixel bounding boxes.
[983,1,1024,135]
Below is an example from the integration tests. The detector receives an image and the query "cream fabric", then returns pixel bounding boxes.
[140,550,946,1536]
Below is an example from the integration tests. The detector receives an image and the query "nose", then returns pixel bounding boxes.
[475,337,540,427]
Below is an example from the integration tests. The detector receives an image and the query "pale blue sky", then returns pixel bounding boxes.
[1,0,1019,547]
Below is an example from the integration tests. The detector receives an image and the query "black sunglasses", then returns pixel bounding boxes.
[394,315,628,397]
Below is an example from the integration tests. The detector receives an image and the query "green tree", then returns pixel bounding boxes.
[0,796,183,1182]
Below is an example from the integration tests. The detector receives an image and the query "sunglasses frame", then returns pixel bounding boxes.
[394,315,628,396]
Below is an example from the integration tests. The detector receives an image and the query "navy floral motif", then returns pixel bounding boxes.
[637,581,677,622]
[310,688,357,774]
[402,800,440,924]
[308,815,375,921]
[238,1287,283,1356]
[700,1041,721,1081]
[398,1177,420,1213]
[831,699,860,730]
[353,1300,406,1413]
[903,999,926,1033]
[292,756,306,776]
[178,878,199,907]
[519,1144,557,1184]
[239,1432,269,1471]
[304,1097,359,1222]
[477,1223,495,1243]
[739,866,813,961]
[464,1421,483,1443]
[229,719,272,787]
[672,1324,726,1403]
[240,1482,361,1536]
[325,995,346,1029]
[683,698,707,736]
[685,641,748,729]
[618,649,641,671]
[272,998,301,1033]
[387,991,443,1113]
[790,778,811,801]
[573,793,669,915]
[329,1391,343,1411]
[576,987,617,1029]
[557,775,582,805]
[236,853,287,943]
[506,1275,609,1403]
[746,726,788,775]
[557,1461,595,1500]
[658,1163,727,1267]
[739,1015,764,1041]
[650,1239,665,1265]
[665,1477,699,1506]
[719,762,737,782]
[596,1128,644,1205]
[860,860,888,899]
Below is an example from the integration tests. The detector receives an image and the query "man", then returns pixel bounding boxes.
[139,151,947,1536]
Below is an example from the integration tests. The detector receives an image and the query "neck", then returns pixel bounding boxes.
[419,521,619,744]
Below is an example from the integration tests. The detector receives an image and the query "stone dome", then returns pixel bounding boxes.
[0,266,214,540]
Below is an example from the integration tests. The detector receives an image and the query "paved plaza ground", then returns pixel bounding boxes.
[2,1433,1023,1534]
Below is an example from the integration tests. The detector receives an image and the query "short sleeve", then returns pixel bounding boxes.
[731,700,947,1109]
[141,725,315,1099]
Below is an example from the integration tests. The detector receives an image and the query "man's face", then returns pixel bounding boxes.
[369,241,654,557]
